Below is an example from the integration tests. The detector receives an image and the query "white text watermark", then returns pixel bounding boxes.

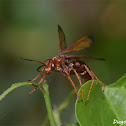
[113,119,126,125]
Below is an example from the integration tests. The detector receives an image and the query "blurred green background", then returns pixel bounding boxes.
[0,0,126,125]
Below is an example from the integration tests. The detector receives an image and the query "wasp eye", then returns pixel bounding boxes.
[52,63,54,68]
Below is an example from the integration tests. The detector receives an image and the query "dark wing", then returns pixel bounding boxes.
[58,25,67,52]
[59,36,92,54]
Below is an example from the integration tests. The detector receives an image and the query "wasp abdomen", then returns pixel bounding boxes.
[72,60,92,82]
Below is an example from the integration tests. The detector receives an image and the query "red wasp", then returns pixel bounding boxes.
[21,25,105,102]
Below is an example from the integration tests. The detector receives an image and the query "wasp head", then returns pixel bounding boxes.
[45,59,55,74]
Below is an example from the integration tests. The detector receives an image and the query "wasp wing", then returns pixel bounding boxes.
[59,36,92,54]
[64,55,105,61]
[58,25,67,52]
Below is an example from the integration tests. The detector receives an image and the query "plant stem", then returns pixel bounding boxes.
[55,89,76,113]
[41,115,49,126]
[40,82,56,126]
[53,89,76,125]
[41,88,76,126]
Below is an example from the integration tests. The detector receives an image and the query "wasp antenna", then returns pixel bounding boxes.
[20,57,33,61]
[37,65,44,72]
[20,57,45,65]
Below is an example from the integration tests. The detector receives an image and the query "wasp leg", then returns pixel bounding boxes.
[84,65,95,103]
[62,71,79,101]
[91,71,105,92]
[29,72,47,95]
[29,67,46,95]
[73,69,83,101]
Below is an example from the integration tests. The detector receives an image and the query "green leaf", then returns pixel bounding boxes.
[61,123,80,126]
[75,75,126,126]
[108,74,126,88]
[0,82,34,101]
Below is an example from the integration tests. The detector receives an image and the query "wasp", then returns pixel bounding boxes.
[21,25,105,102]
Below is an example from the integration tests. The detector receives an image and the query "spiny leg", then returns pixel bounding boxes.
[73,69,83,101]
[91,70,105,92]
[38,72,47,85]
[62,71,79,100]
[86,79,94,103]
[84,65,95,103]
[29,72,47,95]
[30,66,45,82]
[29,67,46,95]
[67,76,79,101]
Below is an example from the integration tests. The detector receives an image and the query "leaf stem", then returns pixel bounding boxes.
[40,82,56,126]
[41,89,76,126]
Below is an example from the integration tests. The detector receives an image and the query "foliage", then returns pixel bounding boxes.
[76,75,126,126]
[1,75,126,126]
